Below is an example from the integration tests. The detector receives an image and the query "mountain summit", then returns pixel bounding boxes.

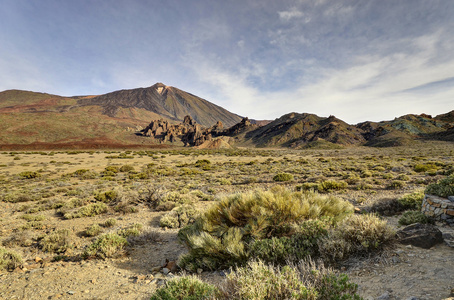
[77,83,242,127]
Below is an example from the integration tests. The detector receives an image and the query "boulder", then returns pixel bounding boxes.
[396,223,443,249]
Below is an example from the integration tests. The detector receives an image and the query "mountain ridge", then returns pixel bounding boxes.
[0,83,453,149]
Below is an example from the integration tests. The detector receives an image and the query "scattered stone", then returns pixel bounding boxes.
[448,196,454,202]
[151,266,161,273]
[197,268,203,274]
[162,268,170,275]
[397,223,444,249]
[376,291,390,300]
[165,261,178,273]
[34,257,43,263]
[67,290,75,295]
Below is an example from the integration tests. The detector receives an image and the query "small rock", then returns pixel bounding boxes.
[197,268,203,274]
[34,257,43,263]
[52,294,63,299]
[405,297,418,300]
[151,266,161,273]
[166,261,178,273]
[391,256,400,264]
[90,279,97,284]
[219,271,226,277]
[376,291,390,300]
[83,290,89,294]
[162,268,170,275]
[448,196,454,202]
[67,290,75,295]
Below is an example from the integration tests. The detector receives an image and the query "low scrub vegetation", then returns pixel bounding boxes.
[178,187,393,271]
[425,174,454,198]
[0,247,23,271]
[151,259,361,299]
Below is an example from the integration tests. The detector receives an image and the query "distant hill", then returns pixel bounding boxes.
[0,84,453,149]
[77,83,242,128]
[0,83,242,149]
[242,113,366,148]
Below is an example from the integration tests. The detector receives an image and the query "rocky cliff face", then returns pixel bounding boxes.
[140,115,229,147]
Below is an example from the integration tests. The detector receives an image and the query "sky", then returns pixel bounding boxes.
[1,0,453,124]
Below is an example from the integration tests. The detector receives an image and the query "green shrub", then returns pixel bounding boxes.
[151,275,219,300]
[414,163,438,173]
[178,188,353,271]
[103,218,117,227]
[273,173,294,182]
[84,224,103,237]
[64,202,108,219]
[249,219,330,265]
[398,191,424,210]
[425,175,454,198]
[160,204,197,228]
[0,247,23,271]
[94,190,119,203]
[220,260,361,300]
[117,223,143,238]
[318,180,348,193]
[39,229,73,254]
[387,180,406,190]
[18,171,41,179]
[119,164,135,172]
[398,210,432,226]
[83,233,127,259]
[319,214,395,262]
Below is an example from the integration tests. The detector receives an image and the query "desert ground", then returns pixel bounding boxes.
[1,143,453,299]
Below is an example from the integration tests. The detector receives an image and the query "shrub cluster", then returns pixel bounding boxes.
[425,175,454,198]
[151,260,362,299]
[0,247,23,271]
[178,187,393,272]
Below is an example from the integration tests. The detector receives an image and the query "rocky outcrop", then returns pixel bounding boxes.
[140,115,243,147]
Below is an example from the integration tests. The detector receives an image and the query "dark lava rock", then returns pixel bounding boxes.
[396,223,443,249]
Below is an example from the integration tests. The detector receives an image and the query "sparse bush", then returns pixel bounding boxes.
[160,204,197,228]
[84,224,103,237]
[220,259,361,300]
[0,247,23,271]
[83,233,127,259]
[398,191,424,210]
[94,190,119,203]
[273,173,294,182]
[318,180,348,193]
[319,214,395,262]
[39,229,73,254]
[414,163,438,173]
[387,180,406,190]
[117,223,143,238]
[63,202,108,219]
[3,231,34,247]
[103,218,117,227]
[119,164,135,172]
[425,175,454,198]
[18,171,41,179]
[398,210,432,226]
[366,198,404,216]
[151,275,219,300]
